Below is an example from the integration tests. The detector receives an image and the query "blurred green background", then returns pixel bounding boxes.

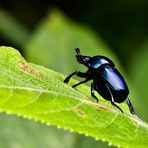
[0,1,148,148]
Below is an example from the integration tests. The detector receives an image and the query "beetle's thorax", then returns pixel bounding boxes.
[76,55,115,69]
[88,56,115,69]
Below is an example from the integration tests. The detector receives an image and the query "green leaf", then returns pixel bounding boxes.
[0,46,148,148]
[25,10,139,147]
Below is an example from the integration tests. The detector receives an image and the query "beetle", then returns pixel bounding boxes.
[64,48,135,114]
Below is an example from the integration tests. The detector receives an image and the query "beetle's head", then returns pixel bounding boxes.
[75,48,115,69]
[75,48,90,67]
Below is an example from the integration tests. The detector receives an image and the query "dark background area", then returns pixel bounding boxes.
[1,0,148,68]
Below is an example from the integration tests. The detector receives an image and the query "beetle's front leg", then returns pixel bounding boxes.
[64,71,88,83]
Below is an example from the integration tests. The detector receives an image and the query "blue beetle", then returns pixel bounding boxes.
[64,48,135,114]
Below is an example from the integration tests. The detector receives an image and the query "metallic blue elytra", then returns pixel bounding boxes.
[64,48,135,114]
[100,66,128,91]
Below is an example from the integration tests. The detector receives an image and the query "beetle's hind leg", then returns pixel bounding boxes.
[126,98,135,114]
[91,83,98,103]
[106,84,123,113]
[64,71,88,83]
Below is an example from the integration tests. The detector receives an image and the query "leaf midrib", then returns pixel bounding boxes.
[0,85,147,129]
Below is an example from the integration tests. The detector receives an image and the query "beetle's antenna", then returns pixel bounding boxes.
[75,48,84,64]
[75,48,80,55]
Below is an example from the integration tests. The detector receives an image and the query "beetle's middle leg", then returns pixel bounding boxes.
[91,82,98,103]
[106,84,123,113]
[72,79,89,88]
[64,71,88,83]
